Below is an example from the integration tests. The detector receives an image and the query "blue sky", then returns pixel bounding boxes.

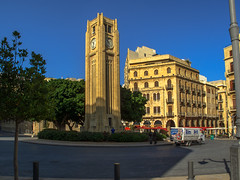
[0,0,239,85]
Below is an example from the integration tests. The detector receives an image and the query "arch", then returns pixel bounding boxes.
[154,81,159,87]
[154,69,158,75]
[167,67,171,73]
[144,120,151,127]
[167,79,172,87]
[144,82,149,88]
[134,71,137,77]
[166,120,175,133]
[154,120,162,127]
[144,71,148,76]
[157,93,160,100]
[134,82,138,91]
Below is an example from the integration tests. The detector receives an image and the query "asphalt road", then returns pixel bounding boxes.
[0,136,235,179]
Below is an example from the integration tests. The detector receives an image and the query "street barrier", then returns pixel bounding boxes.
[187,161,195,180]
[33,161,39,180]
[114,163,120,180]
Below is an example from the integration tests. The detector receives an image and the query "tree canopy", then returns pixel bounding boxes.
[120,86,147,123]
[47,79,85,131]
[0,31,50,180]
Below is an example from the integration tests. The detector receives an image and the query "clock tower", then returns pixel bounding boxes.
[84,13,122,132]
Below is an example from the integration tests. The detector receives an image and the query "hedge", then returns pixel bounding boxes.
[38,129,167,142]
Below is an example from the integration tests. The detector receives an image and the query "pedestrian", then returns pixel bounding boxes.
[111,127,115,134]
[149,130,153,144]
[153,130,157,144]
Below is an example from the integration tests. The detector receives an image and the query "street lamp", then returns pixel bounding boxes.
[228,0,240,179]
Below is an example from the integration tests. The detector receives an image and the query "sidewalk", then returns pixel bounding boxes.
[0,173,230,180]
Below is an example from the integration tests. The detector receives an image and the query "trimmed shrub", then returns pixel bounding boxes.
[38,129,165,142]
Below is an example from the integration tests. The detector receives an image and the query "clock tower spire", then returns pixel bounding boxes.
[84,13,122,132]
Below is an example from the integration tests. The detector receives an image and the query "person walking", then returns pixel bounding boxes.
[149,130,153,144]
[153,130,157,144]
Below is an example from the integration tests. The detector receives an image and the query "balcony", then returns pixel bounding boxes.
[197,90,201,96]
[166,98,174,104]
[229,88,235,94]
[186,87,191,94]
[226,69,234,77]
[166,84,173,90]
[202,91,206,96]
[192,88,196,95]
[179,85,185,93]
[167,112,174,117]
[192,100,196,107]
[180,99,185,106]
[230,106,236,112]
[202,102,206,108]
[198,102,202,108]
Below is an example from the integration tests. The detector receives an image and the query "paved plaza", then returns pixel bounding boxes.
[0,133,234,179]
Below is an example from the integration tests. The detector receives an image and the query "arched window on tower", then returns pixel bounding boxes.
[144,71,148,76]
[155,81,159,87]
[134,82,138,91]
[144,82,149,88]
[167,67,171,73]
[167,79,172,87]
[134,71,137,77]
[154,69,158,75]
[153,93,156,101]
[157,93,160,100]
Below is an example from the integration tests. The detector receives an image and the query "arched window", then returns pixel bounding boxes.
[134,82,138,91]
[143,94,146,98]
[146,94,150,100]
[167,79,172,87]
[230,62,234,72]
[153,93,156,101]
[144,71,148,76]
[154,81,159,87]
[185,70,187,76]
[154,69,158,75]
[134,71,137,77]
[219,94,222,101]
[167,67,171,73]
[157,93,160,100]
[179,68,181,74]
[144,82,149,88]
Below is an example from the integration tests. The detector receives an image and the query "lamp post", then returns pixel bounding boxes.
[229,0,240,179]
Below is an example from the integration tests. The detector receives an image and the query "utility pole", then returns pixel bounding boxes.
[229,0,240,179]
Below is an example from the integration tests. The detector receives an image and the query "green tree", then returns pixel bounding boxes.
[0,31,51,180]
[120,86,147,123]
[47,79,85,131]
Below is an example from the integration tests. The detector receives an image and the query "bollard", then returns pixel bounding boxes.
[114,163,120,180]
[187,161,194,180]
[33,161,39,180]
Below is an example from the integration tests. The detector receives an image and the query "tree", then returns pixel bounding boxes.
[0,31,51,180]
[120,86,147,123]
[47,79,85,131]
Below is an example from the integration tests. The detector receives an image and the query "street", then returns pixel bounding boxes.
[0,137,234,179]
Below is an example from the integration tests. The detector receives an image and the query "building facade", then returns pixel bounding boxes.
[223,34,240,136]
[124,46,219,132]
[84,13,122,132]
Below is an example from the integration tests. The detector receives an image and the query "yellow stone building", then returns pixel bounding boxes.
[223,34,240,136]
[124,46,219,132]
[84,13,122,132]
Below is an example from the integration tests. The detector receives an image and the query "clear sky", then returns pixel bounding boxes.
[0,0,239,85]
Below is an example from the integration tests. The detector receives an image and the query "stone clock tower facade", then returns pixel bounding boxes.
[84,13,122,132]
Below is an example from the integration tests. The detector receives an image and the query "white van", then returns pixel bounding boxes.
[170,127,205,146]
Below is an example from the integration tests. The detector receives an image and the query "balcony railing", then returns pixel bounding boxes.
[166,84,173,90]
[202,91,206,96]
[227,69,234,76]
[166,99,174,104]
[167,112,174,117]
[179,85,185,93]
[229,88,235,94]
[230,106,236,112]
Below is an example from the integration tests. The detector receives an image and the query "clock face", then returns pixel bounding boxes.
[90,38,96,50]
[106,38,113,49]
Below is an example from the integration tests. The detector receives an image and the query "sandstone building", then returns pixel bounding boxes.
[84,13,122,132]
[124,46,219,132]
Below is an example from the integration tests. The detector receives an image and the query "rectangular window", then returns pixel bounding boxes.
[146,107,150,114]
[105,24,107,32]
[230,62,234,72]
[230,50,233,57]
[92,26,95,34]
[157,106,160,114]
[108,26,112,33]
[154,107,157,114]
